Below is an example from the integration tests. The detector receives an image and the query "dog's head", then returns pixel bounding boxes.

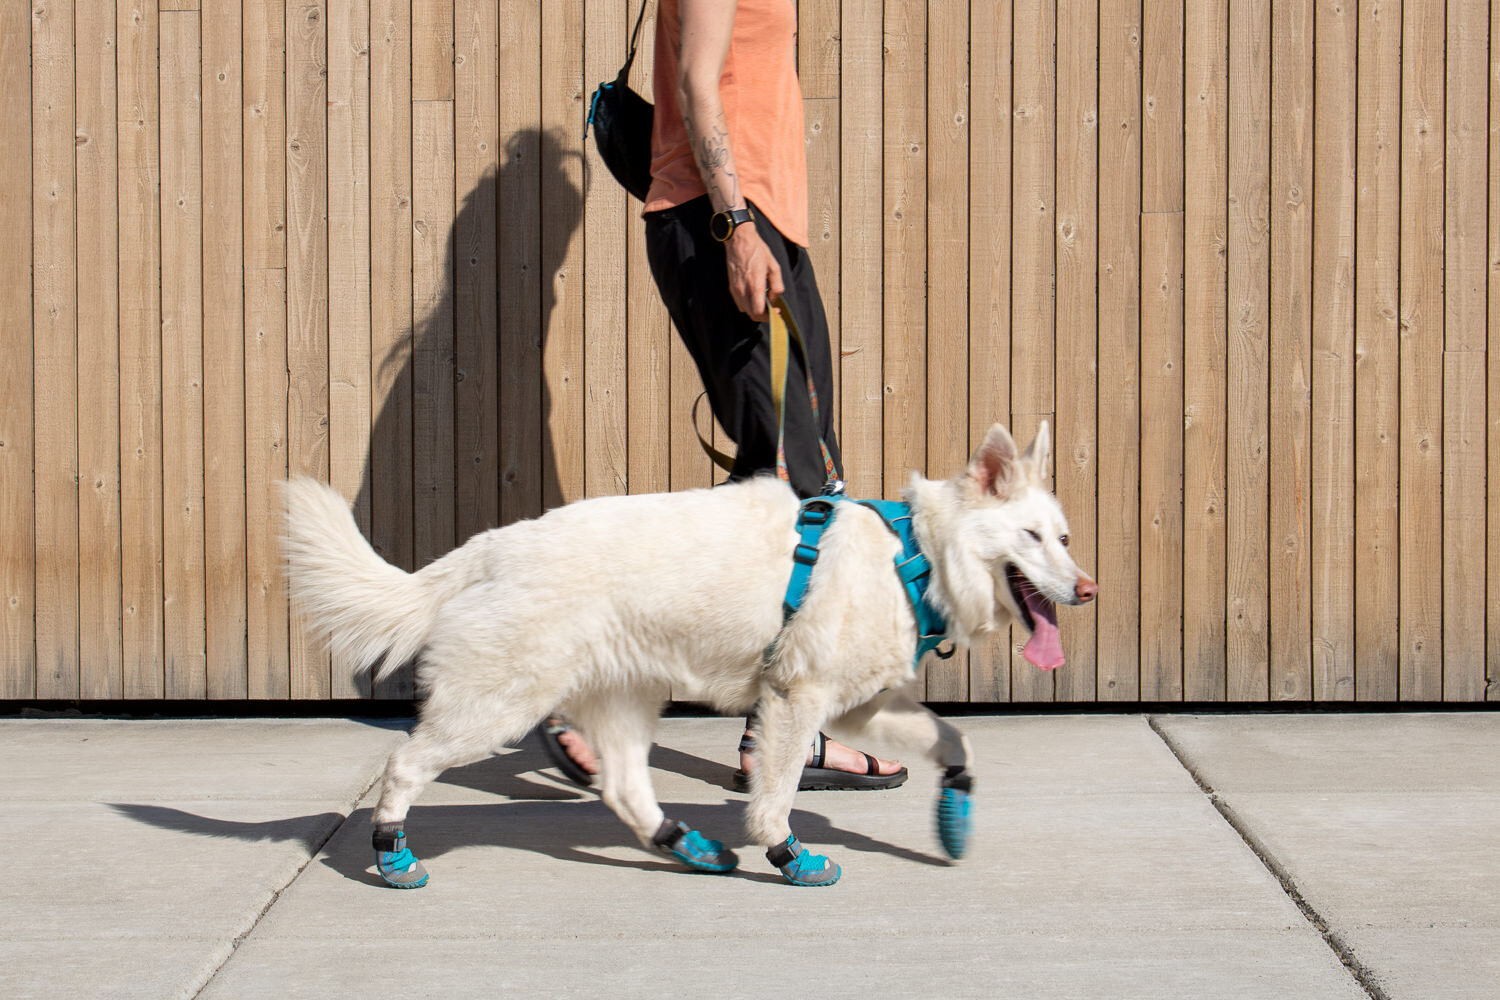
[921,422,1097,669]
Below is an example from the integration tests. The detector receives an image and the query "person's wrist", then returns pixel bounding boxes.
[710,204,755,242]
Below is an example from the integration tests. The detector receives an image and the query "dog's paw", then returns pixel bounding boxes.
[766,834,842,887]
[373,829,430,889]
[937,768,974,860]
[653,820,739,873]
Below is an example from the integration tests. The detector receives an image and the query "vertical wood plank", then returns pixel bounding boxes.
[245,0,286,271]
[204,0,248,698]
[1311,0,1357,701]
[369,0,414,606]
[1140,213,1184,700]
[244,0,288,698]
[1441,0,1486,700]
[1183,0,1228,701]
[413,0,455,101]
[1354,0,1401,700]
[1226,0,1270,700]
[1398,0,1444,700]
[1142,0,1183,211]
[246,269,290,699]
[327,0,371,698]
[119,0,164,698]
[287,0,331,698]
[1097,0,1142,702]
[1269,0,1313,700]
[626,0,669,496]
[328,0,372,518]
[583,0,627,498]
[541,1,587,509]
[923,0,968,701]
[0,0,35,697]
[1490,0,1500,702]
[966,0,1013,702]
[800,1,841,433]
[413,101,457,569]
[838,0,884,502]
[32,0,79,698]
[1140,0,1184,701]
[455,0,502,528]
[77,0,123,698]
[161,10,207,699]
[1053,0,1097,703]
[1010,0,1056,703]
[499,0,544,522]
[881,0,926,496]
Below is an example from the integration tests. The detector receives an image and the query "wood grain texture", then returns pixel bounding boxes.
[1311,0,1356,701]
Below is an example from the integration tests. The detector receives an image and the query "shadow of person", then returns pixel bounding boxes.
[351,127,585,699]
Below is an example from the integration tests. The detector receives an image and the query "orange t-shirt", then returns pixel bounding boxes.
[643,0,809,248]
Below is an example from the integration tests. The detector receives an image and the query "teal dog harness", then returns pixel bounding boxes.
[782,495,952,670]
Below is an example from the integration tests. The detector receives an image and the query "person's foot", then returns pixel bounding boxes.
[738,733,901,779]
[733,728,908,791]
[539,716,600,788]
[554,720,599,776]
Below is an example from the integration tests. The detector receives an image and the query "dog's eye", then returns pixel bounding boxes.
[1025,529,1041,544]
[1060,534,1070,548]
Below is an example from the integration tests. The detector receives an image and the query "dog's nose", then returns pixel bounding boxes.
[1075,577,1098,603]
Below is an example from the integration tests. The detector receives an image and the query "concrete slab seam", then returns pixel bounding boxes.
[1145,716,1391,1000]
[187,765,388,999]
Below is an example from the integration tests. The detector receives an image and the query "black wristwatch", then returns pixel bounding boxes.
[710,205,755,242]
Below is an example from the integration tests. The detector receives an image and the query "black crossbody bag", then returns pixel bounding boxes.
[584,0,654,201]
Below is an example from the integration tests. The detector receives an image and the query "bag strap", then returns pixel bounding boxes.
[621,0,651,77]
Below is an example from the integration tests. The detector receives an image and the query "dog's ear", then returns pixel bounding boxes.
[965,423,1021,499]
[1021,421,1052,487]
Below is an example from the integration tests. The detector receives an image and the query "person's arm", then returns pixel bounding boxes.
[677,0,783,322]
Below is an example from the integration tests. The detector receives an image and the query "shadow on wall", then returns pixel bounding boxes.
[351,128,585,697]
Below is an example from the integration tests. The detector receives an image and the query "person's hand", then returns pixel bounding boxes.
[724,225,784,322]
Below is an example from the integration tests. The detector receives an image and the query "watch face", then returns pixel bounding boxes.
[711,212,733,241]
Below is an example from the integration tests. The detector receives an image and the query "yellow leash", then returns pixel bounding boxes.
[691,296,836,485]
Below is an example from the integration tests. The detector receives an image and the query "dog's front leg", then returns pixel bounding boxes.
[828,686,972,772]
[747,688,842,887]
[829,687,976,861]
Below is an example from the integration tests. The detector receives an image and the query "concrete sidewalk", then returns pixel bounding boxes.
[5,712,1496,999]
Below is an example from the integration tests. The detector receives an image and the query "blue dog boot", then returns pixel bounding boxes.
[652,819,739,873]
[373,827,430,889]
[937,766,974,860]
[766,834,841,887]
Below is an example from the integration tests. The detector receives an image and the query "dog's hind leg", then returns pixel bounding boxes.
[369,685,554,888]
[828,688,976,861]
[745,689,842,887]
[567,687,738,875]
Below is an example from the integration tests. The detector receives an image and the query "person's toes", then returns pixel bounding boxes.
[552,720,600,775]
[817,737,901,776]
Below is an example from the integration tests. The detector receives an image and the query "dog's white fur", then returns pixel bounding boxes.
[281,422,1094,874]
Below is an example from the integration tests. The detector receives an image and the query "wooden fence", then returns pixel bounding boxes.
[1,0,1496,704]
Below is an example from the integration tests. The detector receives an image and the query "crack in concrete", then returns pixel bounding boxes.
[1147,716,1391,1000]
[189,768,385,999]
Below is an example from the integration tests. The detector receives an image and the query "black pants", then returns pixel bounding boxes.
[644,196,843,500]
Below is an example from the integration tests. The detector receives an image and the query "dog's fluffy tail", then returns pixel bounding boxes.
[280,477,470,680]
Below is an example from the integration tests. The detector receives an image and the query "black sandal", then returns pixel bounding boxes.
[732,729,909,792]
[538,717,595,788]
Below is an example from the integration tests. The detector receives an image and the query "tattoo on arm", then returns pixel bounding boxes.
[684,110,741,210]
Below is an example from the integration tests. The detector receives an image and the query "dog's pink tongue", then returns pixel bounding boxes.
[1022,590,1064,670]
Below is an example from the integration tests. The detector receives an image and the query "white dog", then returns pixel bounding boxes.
[281,422,1095,888]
